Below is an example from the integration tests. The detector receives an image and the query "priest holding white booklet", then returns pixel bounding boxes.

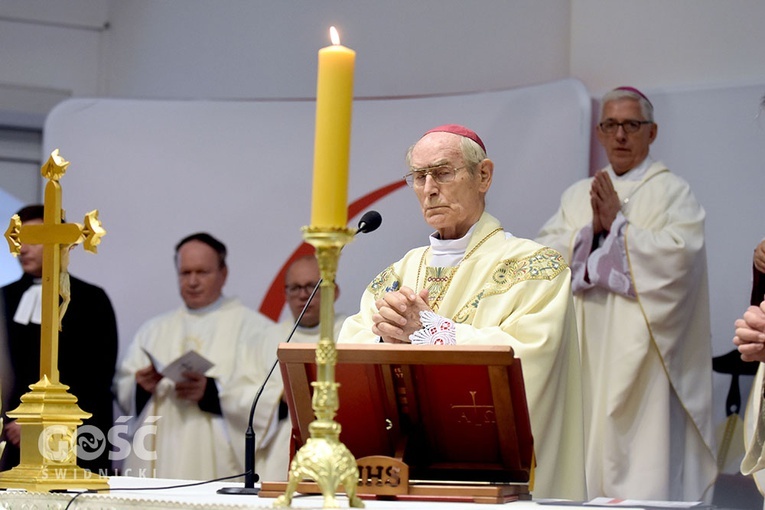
[114,232,272,480]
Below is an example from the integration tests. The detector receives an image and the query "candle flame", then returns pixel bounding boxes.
[330,26,340,46]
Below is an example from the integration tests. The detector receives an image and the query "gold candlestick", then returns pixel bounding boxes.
[275,226,363,509]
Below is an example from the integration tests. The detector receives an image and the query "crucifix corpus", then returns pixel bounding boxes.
[0,149,109,491]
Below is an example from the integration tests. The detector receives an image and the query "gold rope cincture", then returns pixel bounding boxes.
[416,227,503,313]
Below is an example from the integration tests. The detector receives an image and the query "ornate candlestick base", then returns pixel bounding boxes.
[0,375,109,491]
[275,226,363,509]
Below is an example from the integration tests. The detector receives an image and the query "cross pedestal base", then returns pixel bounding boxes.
[0,375,109,491]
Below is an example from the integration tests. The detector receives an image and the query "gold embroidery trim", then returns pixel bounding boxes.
[367,264,402,300]
[416,227,504,312]
[453,247,568,324]
[422,266,458,312]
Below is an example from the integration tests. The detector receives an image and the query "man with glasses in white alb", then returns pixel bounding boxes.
[537,87,716,502]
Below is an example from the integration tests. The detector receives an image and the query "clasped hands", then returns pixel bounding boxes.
[734,301,765,362]
[372,286,431,343]
[136,364,207,402]
[591,171,621,235]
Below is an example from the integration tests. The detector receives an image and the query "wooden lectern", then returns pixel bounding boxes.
[259,344,534,504]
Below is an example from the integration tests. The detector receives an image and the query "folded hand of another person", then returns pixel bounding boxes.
[734,301,765,362]
[590,171,621,234]
[754,239,765,274]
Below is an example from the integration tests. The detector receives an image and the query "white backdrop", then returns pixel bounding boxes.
[30,78,591,362]
[4,77,762,439]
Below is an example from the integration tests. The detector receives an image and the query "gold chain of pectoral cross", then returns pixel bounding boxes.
[416,227,503,313]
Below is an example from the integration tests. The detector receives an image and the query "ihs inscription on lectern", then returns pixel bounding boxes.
[355,456,409,496]
[358,463,401,487]
[452,391,496,426]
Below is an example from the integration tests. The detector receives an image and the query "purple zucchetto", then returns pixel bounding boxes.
[614,86,653,108]
[422,124,486,153]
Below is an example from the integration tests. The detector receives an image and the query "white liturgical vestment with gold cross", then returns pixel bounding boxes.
[536,161,717,501]
[339,212,587,501]
[114,297,272,480]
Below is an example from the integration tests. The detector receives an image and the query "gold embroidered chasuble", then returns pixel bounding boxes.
[536,161,716,501]
[339,212,586,500]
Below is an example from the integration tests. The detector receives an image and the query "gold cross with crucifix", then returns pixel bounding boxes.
[4,149,105,383]
[0,149,109,491]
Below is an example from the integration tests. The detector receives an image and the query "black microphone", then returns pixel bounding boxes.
[218,211,381,495]
[356,210,382,235]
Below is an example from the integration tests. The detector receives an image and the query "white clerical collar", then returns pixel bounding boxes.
[429,223,477,267]
[186,295,226,315]
[14,278,43,325]
[607,155,653,182]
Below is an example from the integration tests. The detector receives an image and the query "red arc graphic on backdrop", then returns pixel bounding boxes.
[259,180,406,320]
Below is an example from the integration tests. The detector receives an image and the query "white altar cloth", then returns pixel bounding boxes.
[0,476,645,509]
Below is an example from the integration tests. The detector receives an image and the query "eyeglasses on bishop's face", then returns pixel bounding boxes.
[598,119,653,135]
[285,282,319,297]
[403,165,467,188]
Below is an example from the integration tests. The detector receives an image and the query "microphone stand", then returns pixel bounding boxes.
[217,280,321,494]
[218,211,380,495]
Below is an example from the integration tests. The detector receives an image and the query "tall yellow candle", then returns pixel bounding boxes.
[310,26,356,228]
